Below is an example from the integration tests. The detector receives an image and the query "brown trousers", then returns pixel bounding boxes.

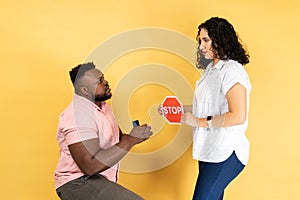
[56,174,144,200]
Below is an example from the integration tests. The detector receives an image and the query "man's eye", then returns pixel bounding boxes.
[98,77,105,83]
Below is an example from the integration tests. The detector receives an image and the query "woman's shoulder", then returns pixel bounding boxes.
[221,59,247,75]
[223,59,243,69]
[221,59,251,91]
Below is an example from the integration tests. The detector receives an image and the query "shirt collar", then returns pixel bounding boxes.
[214,60,225,70]
[207,59,226,71]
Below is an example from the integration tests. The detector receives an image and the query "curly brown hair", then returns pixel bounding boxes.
[197,17,249,67]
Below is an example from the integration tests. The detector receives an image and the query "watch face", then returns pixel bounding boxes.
[207,116,212,121]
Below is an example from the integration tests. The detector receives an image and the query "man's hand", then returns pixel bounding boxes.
[124,124,153,146]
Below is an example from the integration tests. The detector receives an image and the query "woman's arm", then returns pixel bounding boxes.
[181,83,247,128]
[183,105,193,113]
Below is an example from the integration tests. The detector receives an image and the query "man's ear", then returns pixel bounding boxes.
[80,86,89,96]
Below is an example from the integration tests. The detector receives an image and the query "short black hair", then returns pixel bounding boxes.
[69,62,96,86]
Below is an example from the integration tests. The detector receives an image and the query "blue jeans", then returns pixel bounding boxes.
[192,152,245,200]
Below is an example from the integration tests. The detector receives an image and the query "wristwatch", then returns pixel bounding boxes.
[206,116,213,128]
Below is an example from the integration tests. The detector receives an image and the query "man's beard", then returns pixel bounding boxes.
[94,93,112,102]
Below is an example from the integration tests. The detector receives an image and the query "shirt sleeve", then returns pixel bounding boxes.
[60,105,99,145]
[221,62,251,96]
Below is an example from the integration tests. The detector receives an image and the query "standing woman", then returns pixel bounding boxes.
[181,17,251,200]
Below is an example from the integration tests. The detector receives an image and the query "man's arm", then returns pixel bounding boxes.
[68,125,152,176]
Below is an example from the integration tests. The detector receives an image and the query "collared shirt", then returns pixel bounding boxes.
[192,59,251,165]
[54,94,120,189]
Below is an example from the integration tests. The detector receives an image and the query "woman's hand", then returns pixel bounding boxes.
[181,112,199,127]
[157,104,163,116]
[181,112,208,127]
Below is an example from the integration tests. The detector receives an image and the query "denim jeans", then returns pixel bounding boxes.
[192,151,245,200]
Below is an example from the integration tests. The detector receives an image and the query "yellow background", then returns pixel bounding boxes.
[1,0,300,199]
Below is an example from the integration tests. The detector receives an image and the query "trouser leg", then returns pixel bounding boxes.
[192,152,245,200]
[56,174,143,200]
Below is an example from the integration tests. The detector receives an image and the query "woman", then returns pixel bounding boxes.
[181,17,251,200]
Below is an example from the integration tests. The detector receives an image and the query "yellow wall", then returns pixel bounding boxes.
[1,0,300,199]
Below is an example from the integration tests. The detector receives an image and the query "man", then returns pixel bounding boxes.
[54,62,152,200]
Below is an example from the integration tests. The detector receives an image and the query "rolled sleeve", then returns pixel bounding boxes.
[222,63,251,95]
[60,108,98,145]
[63,127,98,145]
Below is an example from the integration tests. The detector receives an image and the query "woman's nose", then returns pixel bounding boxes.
[199,43,205,51]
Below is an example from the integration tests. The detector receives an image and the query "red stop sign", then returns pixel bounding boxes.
[162,96,184,124]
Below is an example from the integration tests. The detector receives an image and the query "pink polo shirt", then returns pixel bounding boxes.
[54,94,120,189]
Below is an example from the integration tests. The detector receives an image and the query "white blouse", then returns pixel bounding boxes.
[192,59,252,165]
